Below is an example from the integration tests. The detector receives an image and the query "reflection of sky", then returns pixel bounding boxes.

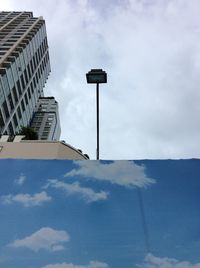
[0,159,199,268]
[137,160,200,262]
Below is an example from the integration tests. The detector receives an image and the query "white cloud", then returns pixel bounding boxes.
[42,260,108,268]
[14,174,26,185]
[65,161,155,188]
[1,191,52,207]
[138,253,200,268]
[2,0,200,159]
[10,227,69,252]
[45,180,108,203]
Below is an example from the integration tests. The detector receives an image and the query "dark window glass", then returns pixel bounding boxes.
[39,46,42,59]
[38,45,41,59]
[27,88,31,99]
[30,59,34,73]
[27,64,31,78]
[43,55,46,66]
[38,68,41,79]
[3,101,9,119]
[33,77,36,88]
[24,69,28,84]
[33,55,36,68]
[0,109,4,128]
[24,93,28,105]
[8,122,14,135]
[42,41,45,53]
[17,80,22,95]
[17,106,22,119]
[41,60,44,71]
[12,86,18,103]
[20,74,25,89]
[36,72,38,84]
[13,113,18,127]
[36,50,39,64]
[8,93,14,111]
[21,99,25,111]
[44,37,47,48]
[30,82,34,93]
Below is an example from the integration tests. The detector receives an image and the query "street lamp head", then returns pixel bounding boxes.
[86,69,107,84]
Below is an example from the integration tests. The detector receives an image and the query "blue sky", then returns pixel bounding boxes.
[1,0,200,159]
[0,159,200,268]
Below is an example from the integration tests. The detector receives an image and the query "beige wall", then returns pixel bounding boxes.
[0,141,87,160]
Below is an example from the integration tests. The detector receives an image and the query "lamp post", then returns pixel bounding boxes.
[86,69,107,160]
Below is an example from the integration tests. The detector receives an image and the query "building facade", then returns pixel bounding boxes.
[31,97,61,140]
[0,11,51,136]
[0,135,89,159]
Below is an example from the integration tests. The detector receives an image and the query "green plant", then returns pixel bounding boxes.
[17,126,38,140]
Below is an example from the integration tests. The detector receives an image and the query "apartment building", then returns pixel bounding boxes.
[0,11,51,136]
[31,97,61,140]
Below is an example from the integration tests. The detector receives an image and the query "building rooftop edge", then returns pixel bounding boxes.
[0,135,89,159]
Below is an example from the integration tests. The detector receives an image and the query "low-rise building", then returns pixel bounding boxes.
[0,135,89,160]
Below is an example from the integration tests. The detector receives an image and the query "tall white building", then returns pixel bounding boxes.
[0,11,60,140]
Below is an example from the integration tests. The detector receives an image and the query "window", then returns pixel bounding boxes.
[13,113,18,127]
[27,64,31,78]
[16,80,22,95]
[12,86,18,103]
[3,101,9,119]
[6,67,14,89]
[24,93,28,105]
[27,87,31,99]
[33,116,43,122]
[33,77,36,88]
[2,74,9,96]
[31,122,41,127]
[24,69,28,84]
[8,93,14,111]
[33,126,40,131]
[33,55,36,69]
[21,99,25,111]
[35,72,38,84]
[20,74,25,89]
[48,116,53,121]
[0,109,4,128]
[30,59,34,73]
[8,122,14,135]
[42,131,49,136]
[17,106,22,119]
[30,82,34,93]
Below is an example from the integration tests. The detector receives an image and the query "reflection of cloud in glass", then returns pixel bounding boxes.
[10,227,69,252]
[15,173,26,185]
[0,159,199,268]
[42,260,108,268]
[1,192,52,207]
[139,253,200,268]
[65,161,155,188]
[45,180,109,203]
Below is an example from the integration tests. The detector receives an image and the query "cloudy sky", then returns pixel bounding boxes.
[0,159,200,268]
[1,0,200,159]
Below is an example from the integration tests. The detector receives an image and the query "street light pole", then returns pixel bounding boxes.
[96,82,99,160]
[86,69,107,160]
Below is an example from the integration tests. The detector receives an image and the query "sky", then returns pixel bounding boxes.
[0,159,200,268]
[1,0,200,159]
